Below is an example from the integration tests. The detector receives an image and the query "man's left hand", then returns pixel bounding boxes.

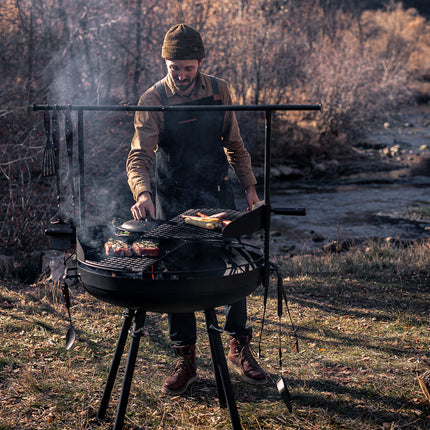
[245,185,259,211]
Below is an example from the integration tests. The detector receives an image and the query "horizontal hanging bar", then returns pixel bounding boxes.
[33,103,321,112]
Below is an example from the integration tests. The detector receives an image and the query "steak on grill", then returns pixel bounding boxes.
[104,238,133,256]
[132,240,160,257]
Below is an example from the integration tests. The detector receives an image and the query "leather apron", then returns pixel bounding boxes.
[154,76,236,220]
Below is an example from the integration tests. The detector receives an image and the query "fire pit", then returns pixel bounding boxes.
[33,102,319,430]
[76,209,265,312]
[73,208,266,430]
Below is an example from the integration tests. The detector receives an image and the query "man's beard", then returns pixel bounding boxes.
[173,73,198,93]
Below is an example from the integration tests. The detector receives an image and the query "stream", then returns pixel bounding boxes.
[237,103,430,253]
[267,176,430,253]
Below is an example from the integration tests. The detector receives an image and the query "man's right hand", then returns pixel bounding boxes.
[131,192,156,220]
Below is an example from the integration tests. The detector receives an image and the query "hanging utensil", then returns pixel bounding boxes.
[42,110,56,176]
[61,279,76,350]
[65,110,76,220]
[51,109,61,208]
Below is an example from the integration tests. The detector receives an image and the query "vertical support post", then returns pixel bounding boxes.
[77,108,85,226]
[263,109,272,291]
[205,312,227,409]
[264,110,272,207]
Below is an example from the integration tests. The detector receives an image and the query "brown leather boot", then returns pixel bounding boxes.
[163,345,197,394]
[227,336,267,385]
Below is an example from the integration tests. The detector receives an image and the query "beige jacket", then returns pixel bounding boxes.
[126,72,257,201]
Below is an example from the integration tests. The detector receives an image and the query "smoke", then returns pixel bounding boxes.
[33,3,163,226]
[41,108,134,227]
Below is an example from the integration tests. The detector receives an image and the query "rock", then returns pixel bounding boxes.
[323,241,339,252]
[270,167,281,178]
[312,233,325,242]
[355,141,387,150]
[323,240,355,253]
[277,166,294,177]
[277,165,304,179]
[310,160,341,177]
[270,230,282,237]
[384,237,416,248]
[312,162,326,174]
[382,147,392,157]
[391,144,402,155]
[280,244,296,253]
[394,140,412,148]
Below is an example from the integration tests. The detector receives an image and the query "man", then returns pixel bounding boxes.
[126,23,266,395]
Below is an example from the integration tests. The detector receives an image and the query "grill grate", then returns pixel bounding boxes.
[83,255,157,273]
[78,208,249,274]
[142,208,244,241]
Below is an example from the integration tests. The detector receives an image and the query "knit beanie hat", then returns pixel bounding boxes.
[161,23,205,60]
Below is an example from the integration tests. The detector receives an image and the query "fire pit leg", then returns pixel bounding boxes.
[97,308,136,420]
[113,308,146,430]
[207,326,227,408]
[204,308,242,430]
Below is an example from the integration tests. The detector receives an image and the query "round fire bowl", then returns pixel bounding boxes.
[78,264,263,313]
[76,225,265,313]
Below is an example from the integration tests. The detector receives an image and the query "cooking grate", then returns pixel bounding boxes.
[142,208,244,241]
[83,255,157,273]
[78,209,249,274]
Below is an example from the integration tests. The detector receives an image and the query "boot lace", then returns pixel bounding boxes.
[239,343,259,368]
[169,356,193,376]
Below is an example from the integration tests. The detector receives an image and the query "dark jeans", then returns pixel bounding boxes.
[168,297,252,346]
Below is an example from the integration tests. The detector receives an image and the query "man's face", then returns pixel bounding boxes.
[166,59,202,93]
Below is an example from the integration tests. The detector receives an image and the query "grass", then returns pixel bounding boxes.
[1,239,430,429]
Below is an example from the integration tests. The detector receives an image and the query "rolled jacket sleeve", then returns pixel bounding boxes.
[126,90,162,200]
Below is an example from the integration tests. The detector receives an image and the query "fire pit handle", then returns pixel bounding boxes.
[272,207,306,216]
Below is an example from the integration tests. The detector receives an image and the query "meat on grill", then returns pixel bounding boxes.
[105,238,133,256]
[132,240,160,257]
[181,211,230,230]
[183,217,221,230]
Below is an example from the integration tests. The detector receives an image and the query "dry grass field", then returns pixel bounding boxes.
[1,239,429,429]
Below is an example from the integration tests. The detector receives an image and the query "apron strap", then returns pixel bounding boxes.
[209,75,221,101]
[155,81,169,106]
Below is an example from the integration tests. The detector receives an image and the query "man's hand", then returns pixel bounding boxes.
[131,192,156,220]
[245,185,259,211]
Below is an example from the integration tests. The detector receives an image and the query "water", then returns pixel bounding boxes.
[241,103,430,252]
[255,177,430,252]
